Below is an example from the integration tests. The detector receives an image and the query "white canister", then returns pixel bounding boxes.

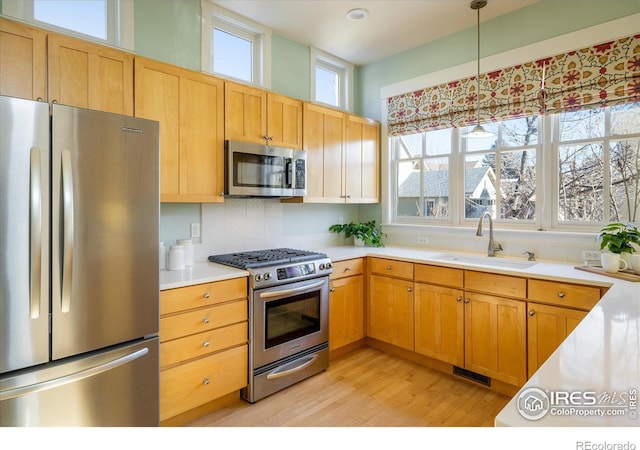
[176,238,194,266]
[168,245,185,271]
[159,241,167,270]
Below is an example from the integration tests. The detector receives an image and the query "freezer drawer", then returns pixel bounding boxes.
[0,338,159,427]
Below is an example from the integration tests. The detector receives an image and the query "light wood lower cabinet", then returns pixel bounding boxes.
[464,292,527,386]
[159,277,248,422]
[526,302,587,377]
[329,258,365,351]
[368,274,414,351]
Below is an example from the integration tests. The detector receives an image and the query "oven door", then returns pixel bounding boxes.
[252,276,329,369]
[226,141,295,197]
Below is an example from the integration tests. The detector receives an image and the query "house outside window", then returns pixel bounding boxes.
[201,1,271,87]
[310,48,353,111]
[1,0,133,50]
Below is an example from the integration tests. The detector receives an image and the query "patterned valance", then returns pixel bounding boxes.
[387,33,640,136]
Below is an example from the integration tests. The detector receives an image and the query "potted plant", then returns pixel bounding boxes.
[597,222,640,272]
[329,220,386,247]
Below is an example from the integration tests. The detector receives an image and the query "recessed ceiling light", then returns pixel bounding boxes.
[346,8,369,21]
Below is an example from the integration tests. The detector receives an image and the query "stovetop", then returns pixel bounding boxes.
[208,248,328,269]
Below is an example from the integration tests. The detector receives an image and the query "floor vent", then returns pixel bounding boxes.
[453,366,491,387]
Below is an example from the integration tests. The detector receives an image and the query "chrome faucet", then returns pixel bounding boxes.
[476,211,502,257]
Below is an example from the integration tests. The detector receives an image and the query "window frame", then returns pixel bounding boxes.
[201,1,272,88]
[310,47,353,112]
[1,0,134,50]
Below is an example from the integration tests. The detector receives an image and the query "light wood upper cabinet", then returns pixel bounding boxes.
[48,33,133,115]
[345,114,380,203]
[0,18,47,101]
[225,81,303,149]
[301,102,345,202]
[135,57,225,202]
[267,93,303,148]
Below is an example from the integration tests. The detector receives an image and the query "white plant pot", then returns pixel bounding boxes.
[354,237,365,246]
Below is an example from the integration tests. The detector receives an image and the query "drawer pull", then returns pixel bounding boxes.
[203,378,210,385]
[329,288,335,293]
[203,317,210,324]
[203,292,210,299]
[203,341,210,347]
[529,310,536,316]
[344,266,352,271]
[456,296,463,302]
[557,292,565,298]
[386,265,392,270]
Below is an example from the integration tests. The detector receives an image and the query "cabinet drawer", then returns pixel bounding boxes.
[414,264,464,288]
[160,300,247,342]
[330,258,364,280]
[464,270,526,298]
[369,257,413,280]
[160,322,248,368]
[528,279,601,310]
[160,277,247,315]
[160,344,248,421]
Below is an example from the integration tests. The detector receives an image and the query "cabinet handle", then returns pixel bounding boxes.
[407,287,413,292]
[329,288,335,293]
[386,265,392,270]
[203,378,210,385]
[557,292,565,298]
[203,317,210,324]
[529,310,536,316]
[203,292,210,299]
[36,97,44,102]
[344,266,352,271]
[203,341,210,347]
[456,296,463,302]
[464,298,470,304]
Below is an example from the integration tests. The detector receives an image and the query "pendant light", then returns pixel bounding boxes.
[463,0,494,138]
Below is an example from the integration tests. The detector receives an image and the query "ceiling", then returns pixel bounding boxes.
[212,0,539,66]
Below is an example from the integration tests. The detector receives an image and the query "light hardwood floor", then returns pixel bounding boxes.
[185,347,510,427]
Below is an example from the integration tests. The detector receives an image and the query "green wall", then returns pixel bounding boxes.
[356,0,640,120]
[272,33,311,101]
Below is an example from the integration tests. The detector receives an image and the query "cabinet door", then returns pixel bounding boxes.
[48,33,133,115]
[225,81,267,144]
[134,58,180,198]
[527,303,587,377]
[345,115,379,203]
[464,292,527,386]
[415,283,464,366]
[368,275,414,350]
[179,73,225,202]
[267,93,302,149]
[0,18,47,101]
[329,275,364,351]
[302,103,345,202]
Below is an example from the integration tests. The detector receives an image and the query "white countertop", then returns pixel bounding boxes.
[160,245,640,426]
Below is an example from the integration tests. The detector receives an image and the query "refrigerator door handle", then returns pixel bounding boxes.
[29,148,43,319]
[0,347,149,401]
[61,149,74,313]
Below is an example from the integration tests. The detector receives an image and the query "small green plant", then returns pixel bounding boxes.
[329,220,386,247]
[597,222,640,254]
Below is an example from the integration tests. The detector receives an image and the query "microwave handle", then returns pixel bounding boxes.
[285,159,293,188]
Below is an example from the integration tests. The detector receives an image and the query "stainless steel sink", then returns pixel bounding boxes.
[432,253,537,269]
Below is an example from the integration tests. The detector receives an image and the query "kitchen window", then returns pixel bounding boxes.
[1,0,133,50]
[389,104,640,230]
[201,1,271,87]
[311,48,353,111]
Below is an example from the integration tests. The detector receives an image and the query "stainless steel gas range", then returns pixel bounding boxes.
[208,248,333,403]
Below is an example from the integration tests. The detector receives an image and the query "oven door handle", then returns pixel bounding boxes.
[266,354,318,380]
[259,280,325,299]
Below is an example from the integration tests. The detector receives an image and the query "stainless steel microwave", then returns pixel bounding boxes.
[224,140,307,198]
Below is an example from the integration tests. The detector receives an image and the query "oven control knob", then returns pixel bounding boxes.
[325,262,333,269]
[263,272,272,280]
[255,273,263,282]
[319,263,325,270]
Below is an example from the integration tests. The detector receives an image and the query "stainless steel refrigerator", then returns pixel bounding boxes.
[0,95,160,426]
